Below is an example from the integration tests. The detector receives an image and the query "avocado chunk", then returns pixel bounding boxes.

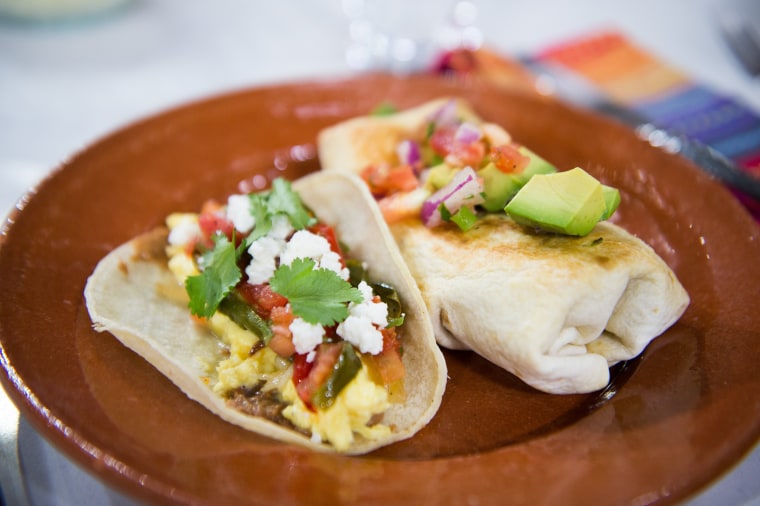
[426,163,458,190]
[479,146,557,212]
[601,184,621,219]
[505,167,613,236]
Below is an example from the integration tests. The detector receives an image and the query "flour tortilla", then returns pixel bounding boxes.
[84,171,447,454]
[317,99,690,394]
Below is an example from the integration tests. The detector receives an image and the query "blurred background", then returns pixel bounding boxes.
[1,0,758,215]
[1,0,759,504]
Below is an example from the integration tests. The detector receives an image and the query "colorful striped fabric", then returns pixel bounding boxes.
[535,31,760,219]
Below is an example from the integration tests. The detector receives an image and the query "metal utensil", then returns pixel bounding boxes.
[716,0,760,76]
[0,385,31,506]
[521,58,760,201]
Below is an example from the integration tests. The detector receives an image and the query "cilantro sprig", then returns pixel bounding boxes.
[269,258,362,326]
[246,178,315,244]
[184,178,316,317]
[268,178,315,230]
[185,233,243,318]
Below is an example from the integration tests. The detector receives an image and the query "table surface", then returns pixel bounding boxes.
[1,1,759,505]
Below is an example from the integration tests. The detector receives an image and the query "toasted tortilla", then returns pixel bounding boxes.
[317,99,690,394]
[84,171,447,454]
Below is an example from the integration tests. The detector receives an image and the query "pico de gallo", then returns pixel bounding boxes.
[164,178,406,450]
[361,99,558,231]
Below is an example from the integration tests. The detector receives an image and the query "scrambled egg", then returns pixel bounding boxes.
[282,365,391,451]
[165,213,392,450]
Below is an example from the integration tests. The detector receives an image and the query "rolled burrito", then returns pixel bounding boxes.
[317,98,689,394]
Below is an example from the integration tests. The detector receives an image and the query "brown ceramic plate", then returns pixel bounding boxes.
[1,74,759,506]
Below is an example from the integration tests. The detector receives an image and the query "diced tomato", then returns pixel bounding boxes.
[268,305,295,358]
[361,164,419,199]
[270,304,293,326]
[386,165,419,193]
[198,210,236,245]
[490,144,530,174]
[429,124,488,169]
[268,334,295,358]
[448,140,487,168]
[237,283,288,319]
[183,237,199,256]
[361,164,387,197]
[379,196,421,224]
[200,199,224,215]
[294,343,343,410]
[428,125,457,157]
[292,353,313,385]
[364,327,405,386]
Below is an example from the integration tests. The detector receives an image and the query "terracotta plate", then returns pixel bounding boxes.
[1,74,759,505]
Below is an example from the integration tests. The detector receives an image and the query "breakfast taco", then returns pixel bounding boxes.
[84,171,447,454]
[317,98,690,395]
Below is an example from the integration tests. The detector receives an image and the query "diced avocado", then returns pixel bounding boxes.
[601,184,620,219]
[479,146,557,212]
[479,163,523,212]
[505,167,609,236]
[426,163,458,190]
[519,146,557,176]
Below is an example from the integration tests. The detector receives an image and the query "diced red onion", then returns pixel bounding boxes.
[428,99,459,128]
[396,139,421,167]
[454,122,482,145]
[420,167,484,227]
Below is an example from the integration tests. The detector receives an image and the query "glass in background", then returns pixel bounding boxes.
[343,0,482,73]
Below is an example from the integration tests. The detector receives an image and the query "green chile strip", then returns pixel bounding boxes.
[312,342,362,410]
[370,282,403,326]
[217,290,273,342]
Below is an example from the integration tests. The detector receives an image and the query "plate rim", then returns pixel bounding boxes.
[1,73,759,506]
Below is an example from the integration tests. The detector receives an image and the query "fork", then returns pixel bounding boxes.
[716,0,760,76]
[0,385,31,506]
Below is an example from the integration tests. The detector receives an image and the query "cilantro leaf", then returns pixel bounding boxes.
[268,178,315,230]
[269,258,362,326]
[185,234,242,318]
[371,101,398,116]
[246,193,272,242]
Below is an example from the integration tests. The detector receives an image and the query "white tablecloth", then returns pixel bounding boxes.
[1,1,759,504]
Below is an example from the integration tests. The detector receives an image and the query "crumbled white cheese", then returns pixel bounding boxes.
[280,230,329,264]
[226,194,255,234]
[280,230,349,280]
[319,250,347,278]
[357,280,374,301]
[290,317,325,355]
[336,281,388,355]
[167,214,200,246]
[246,236,285,285]
[269,214,295,241]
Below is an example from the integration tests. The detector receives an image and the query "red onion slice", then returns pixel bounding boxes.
[396,139,421,167]
[454,122,482,145]
[428,99,459,128]
[420,167,484,227]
